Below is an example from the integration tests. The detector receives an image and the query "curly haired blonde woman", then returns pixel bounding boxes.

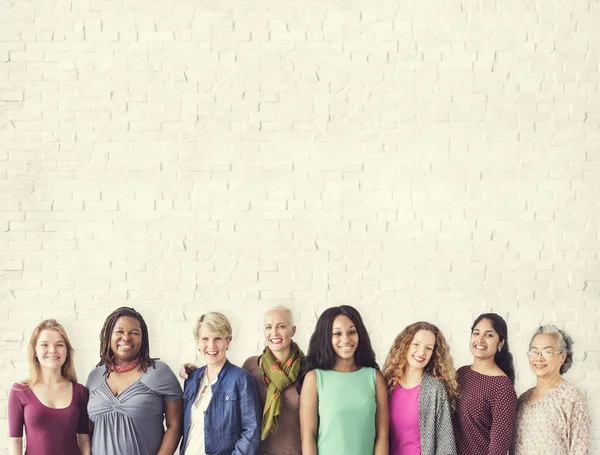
[383,322,458,455]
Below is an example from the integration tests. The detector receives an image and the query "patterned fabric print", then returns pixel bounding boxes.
[259,342,304,441]
[418,374,456,455]
[512,380,591,455]
[453,366,517,455]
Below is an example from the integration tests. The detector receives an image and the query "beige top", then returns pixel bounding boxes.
[512,380,591,455]
[185,372,218,455]
[242,355,302,455]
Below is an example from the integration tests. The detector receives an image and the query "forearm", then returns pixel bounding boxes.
[9,438,23,455]
[374,436,388,455]
[78,434,91,455]
[156,424,183,455]
[301,436,318,455]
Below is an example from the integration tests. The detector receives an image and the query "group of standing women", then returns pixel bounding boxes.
[8,305,592,455]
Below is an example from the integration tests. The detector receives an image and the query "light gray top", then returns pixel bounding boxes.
[86,360,183,455]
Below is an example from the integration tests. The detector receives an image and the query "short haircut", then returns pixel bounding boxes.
[531,325,574,374]
[193,312,232,340]
[264,305,295,327]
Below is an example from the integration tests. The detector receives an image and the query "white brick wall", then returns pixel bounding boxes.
[1,0,599,452]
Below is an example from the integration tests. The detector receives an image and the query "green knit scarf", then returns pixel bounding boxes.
[259,341,305,441]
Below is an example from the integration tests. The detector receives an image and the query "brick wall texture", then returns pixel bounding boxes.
[1,0,599,452]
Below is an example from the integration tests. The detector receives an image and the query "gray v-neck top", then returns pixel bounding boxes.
[86,360,182,455]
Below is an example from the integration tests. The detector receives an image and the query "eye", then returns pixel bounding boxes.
[333,332,341,337]
[426,347,433,351]
[349,330,357,335]
[265,325,272,330]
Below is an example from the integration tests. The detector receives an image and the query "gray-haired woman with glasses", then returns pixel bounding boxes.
[511,325,591,455]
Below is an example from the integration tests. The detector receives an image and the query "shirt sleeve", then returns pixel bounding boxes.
[434,381,457,455]
[569,389,591,455]
[488,378,517,455]
[146,360,183,401]
[232,372,262,455]
[76,384,91,435]
[8,383,25,438]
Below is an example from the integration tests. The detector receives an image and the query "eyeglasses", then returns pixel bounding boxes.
[526,349,562,359]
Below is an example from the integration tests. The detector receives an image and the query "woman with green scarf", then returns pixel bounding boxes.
[180,306,305,455]
[241,306,305,455]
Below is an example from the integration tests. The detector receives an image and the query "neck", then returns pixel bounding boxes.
[272,347,291,364]
[536,374,563,390]
[333,357,358,372]
[39,368,66,385]
[402,366,424,387]
[206,361,226,380]
[471,356,497,374]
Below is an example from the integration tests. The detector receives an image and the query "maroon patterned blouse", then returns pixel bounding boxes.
[453,365,517,455]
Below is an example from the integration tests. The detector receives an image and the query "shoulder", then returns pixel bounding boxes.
[226,362,255,382]
[9,383,29,402]
[241,355,260,374]
[559,380,587,403]
[86,365,106,390]
[422,374,446,393]
[144,360,178,381]
[72,382,89,398]
[11,382,28,393]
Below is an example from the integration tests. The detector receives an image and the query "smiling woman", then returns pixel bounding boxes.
[180,312,261,455]
[453,313,517,455]
[86,307,183,455]
[297,305,389,455]
[8,319,90,455]
[512,326,590,455]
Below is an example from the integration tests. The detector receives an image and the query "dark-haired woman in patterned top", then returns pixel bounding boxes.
[453,313,517,455]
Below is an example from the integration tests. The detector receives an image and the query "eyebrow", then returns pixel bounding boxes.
[530,345,557,350]
[332,325,356,330]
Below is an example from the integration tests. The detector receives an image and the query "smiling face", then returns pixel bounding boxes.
[529,333,565,381]
[264,310,296,354]
[35,329,68,371]
[331,314,359,361]
[470,318,504,361]
[110,316,143,365]
[197,327,231,369]
[406,329,436,372]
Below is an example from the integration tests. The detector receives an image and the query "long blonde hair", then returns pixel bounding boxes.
[25,319,78,385]
[383,321,459,408]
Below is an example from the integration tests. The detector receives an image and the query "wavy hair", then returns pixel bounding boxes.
[25,319,78,386]
[472,313,515,383]
[383,321,459,408]
[297,305,378,392]
[96,307,155,376]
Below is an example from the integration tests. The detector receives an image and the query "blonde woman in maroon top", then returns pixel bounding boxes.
[8,319,91,455]
[453,313,517,455]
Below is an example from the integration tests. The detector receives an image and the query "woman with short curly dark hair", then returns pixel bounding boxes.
[512,325,591,455]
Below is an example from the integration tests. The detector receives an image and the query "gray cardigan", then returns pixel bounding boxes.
[418,374,457,455]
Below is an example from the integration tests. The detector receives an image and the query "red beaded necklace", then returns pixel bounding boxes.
[112,357,141,373]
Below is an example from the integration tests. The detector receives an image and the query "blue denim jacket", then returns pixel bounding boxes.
[181,360,262,455]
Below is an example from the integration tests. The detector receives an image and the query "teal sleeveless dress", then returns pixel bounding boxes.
[315,367,377,454]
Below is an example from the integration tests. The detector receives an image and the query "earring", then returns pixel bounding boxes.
[498,347,502,352]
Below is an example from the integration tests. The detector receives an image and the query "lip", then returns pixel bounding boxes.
[269,338,283,344]
[338,345,354,352]
[412,355,426,363]
[473,344,487,350]
[118,344,133,351]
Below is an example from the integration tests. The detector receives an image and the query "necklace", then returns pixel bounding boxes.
[112,358,141,373]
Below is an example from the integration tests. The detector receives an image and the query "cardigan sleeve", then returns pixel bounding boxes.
[434,382,457,455]
[488,379,517,455]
